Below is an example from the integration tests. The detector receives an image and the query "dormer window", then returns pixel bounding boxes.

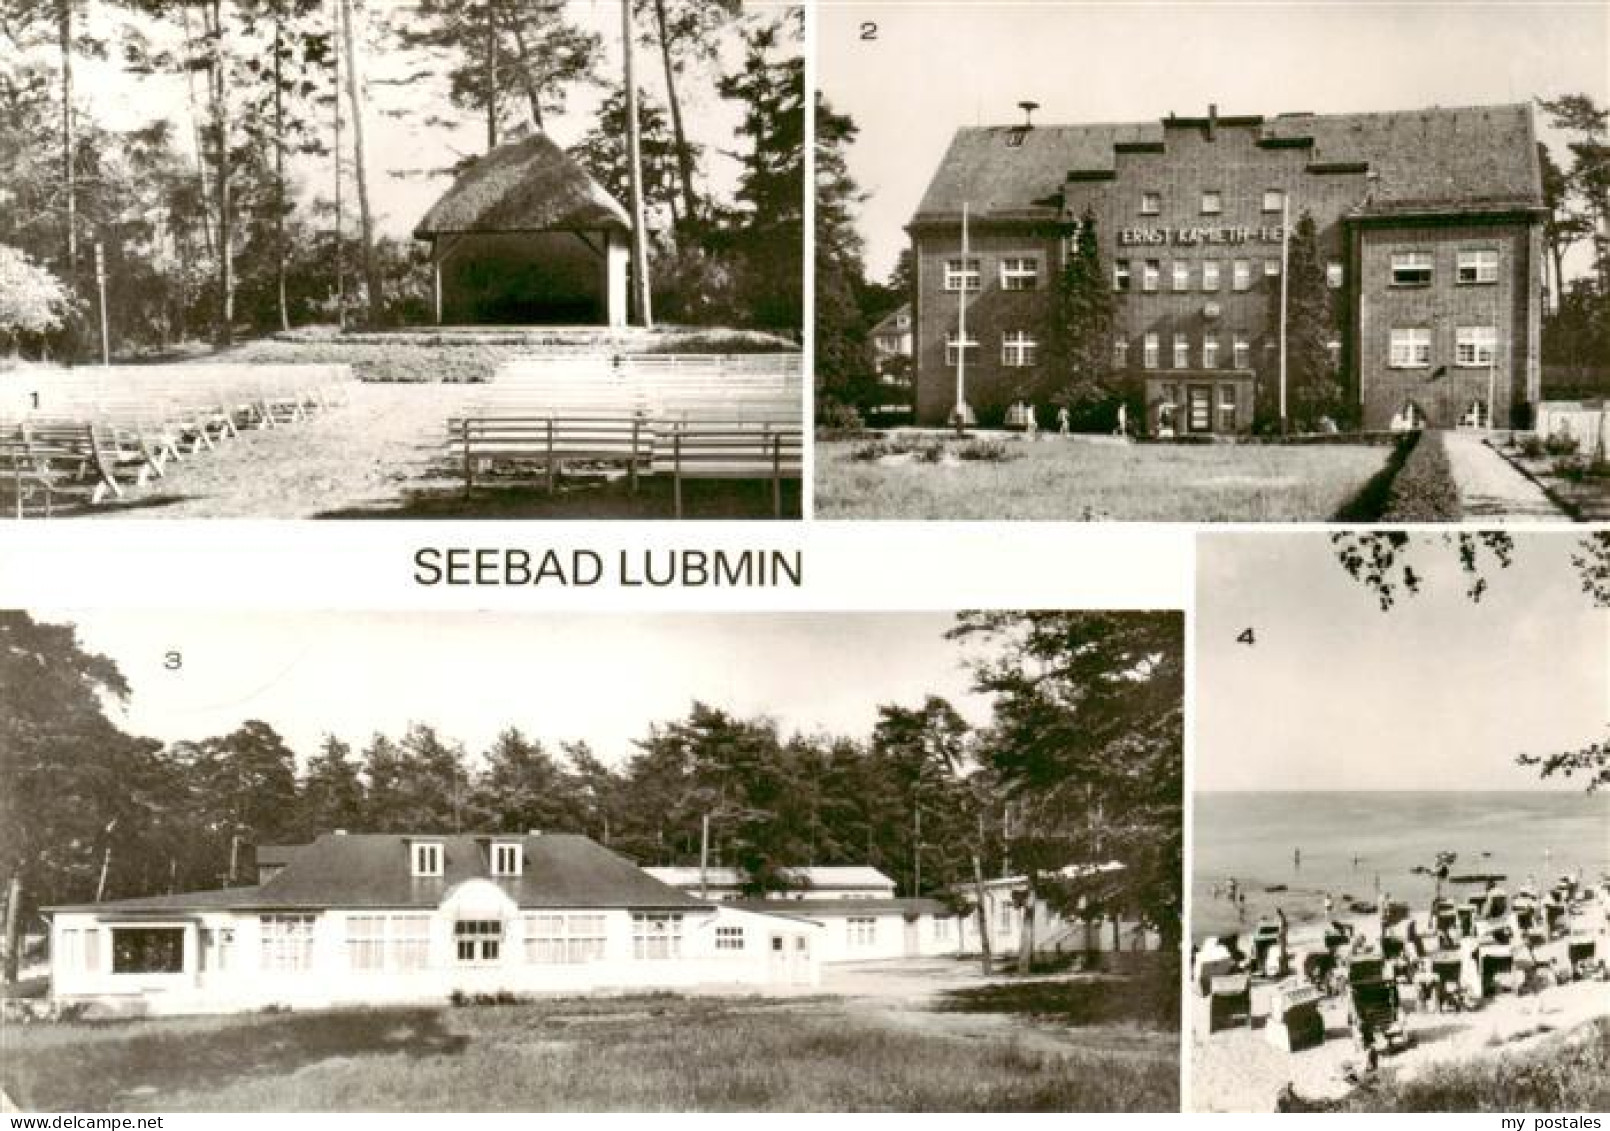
[411,841,443,878]
[492,842,522,877]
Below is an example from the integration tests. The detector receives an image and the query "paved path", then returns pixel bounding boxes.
[1441,431,1566,522]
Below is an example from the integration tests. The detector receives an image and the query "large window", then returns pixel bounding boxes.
[1390,251,1433,287]
[491,842,522,877]
[1173,333,1189,369]
[1262,189,1285,214]
[261,914,316,972]
[632,913,684,960]
[1113,337,1130,369]
[1140,191,1161,215]
[1455,326,1497,367]
[1113,259,1132,292]
[1219,385,1238,431]
[1326,260,1344,289]
[1457,248,1499,285]
[1202,335,1220,370]
[523,913,607,964]
[58,927,101,973]
[715,926,745,951]
[943,332,979,366]
[346,914,387,971]
[1389,328,1432,368]
[1201,260,1220,291]
[1142,260,1160,293]
[1264,258,1281,280]
[1232,260,1251,292]
[943,258,982,292]
[455,919,502,963]
[1201,190,1222,215]
[999,256,1039,291]
[848,917,877,947]
[111,927,185,975]
[1001,330,1038,367]
[392,915,431,970]
[1142,333,1160,369]
[1171,260,1190,292]
[1232,333,1251,370]
[199,926,234,973]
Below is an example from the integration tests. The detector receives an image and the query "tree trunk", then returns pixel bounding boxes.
[273,11,290,332]
[178,2,218,259]
[330,0,345,327]
[971,853,992,976]
[620,0,652,326]
[58,0,77,283]
[339,0,384,324]
[652,0,699,229]
[483,0,498,150]
[1017,889,1035,973]
[3,871,22,986]
[206,0,235,346]
[504,9,544,130]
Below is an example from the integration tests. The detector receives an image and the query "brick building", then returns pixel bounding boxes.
[906,104,1545,432]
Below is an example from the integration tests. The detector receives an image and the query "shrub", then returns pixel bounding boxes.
[1551,454,1610,482]
[815,401,865,440]
[954,438,1020,462]
[1516,434,1548,459]
[1544,431,1580,456]
[1380,430,1461,521]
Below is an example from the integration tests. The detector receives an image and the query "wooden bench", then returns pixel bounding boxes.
[0,422,124,515]
[450,414,654,494]
[652,417,802,518]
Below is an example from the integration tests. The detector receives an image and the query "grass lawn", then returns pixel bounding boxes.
[814,435,1394,521]
[1,990,1178,1112]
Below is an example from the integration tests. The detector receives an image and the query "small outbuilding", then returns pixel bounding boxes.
[414,132,631,327]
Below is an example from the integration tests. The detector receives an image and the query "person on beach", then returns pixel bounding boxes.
[1324,892,1334,918]
[1294,847,1301,871]
[1057,406,1070,436]
[1227,877,1239,902]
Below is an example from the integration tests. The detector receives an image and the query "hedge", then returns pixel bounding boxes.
[1379,429,1462,522]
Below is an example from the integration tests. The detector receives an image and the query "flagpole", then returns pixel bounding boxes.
[956,201,969,435]
[1278,195,1290,433]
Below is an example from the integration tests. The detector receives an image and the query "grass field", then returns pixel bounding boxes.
[813,435,1394,521]
[1,987,1178,1112]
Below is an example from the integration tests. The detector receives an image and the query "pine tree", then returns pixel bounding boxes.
[1283,210,1343,426]
[1041,207,1118,417]
[813,93,877,414]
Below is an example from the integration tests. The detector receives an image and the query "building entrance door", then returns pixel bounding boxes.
[1186,385,1214,434]
[769,933,812,986]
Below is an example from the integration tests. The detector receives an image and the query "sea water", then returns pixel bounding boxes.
[1193,791,1610,941]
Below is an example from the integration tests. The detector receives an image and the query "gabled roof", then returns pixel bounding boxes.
[52,834,708,914]
[912,104,1542,225]
[414,132,630,238]
[255,844,303,868]
[869,304,912,337]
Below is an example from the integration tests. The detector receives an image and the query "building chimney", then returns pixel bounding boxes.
[1207,103,1218,140]
[1018,100,1040,128]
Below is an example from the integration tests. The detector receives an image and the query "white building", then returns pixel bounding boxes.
[46,832,820,1016]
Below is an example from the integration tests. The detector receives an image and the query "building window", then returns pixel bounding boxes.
[1327,338,1342,369]
[942,257,982,292]
[943,332,979,366]
[455,919,502,963]
[1219,385,1238,431]
[1455,326,1497,367]
[1142,260,1160,292]
[715,926,745,951]
[524,913,606,963]
[110,927,185,975]
[261,914,316,972]
[61,928,103,974]
[1143,332,1160,369]
[1389,328,1432,368]
[1232,260,1251,291]
[1326,260,1344,289]
[1232,333,1250,369]
[1390,251,1433,287]
[491,842,522,877]
[1113,259,1132,292]
[632,913,684,960]
[997,901,1014,935]
[1001,330,1038,367]
[1202,260,1220,291]
[1201,190,1222,215]
[391,914,431,970]
[1202,335,1220,369]
[1172,333,1189,369]
[1113,337,1129,369]
[345,915,387,971]
[411,841,443,878]
[1457,248,1499,285]
[932,917,949,940]
[1262,189,1285,214]
[848,917,877,946]
[1140,191,1161,215]
[999,256,1039,291]
[1172,260,1190,292]
[1264,258,1281,279]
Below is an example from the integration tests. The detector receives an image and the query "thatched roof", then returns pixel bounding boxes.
[414,132,630,238]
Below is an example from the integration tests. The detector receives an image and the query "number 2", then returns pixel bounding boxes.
[859,21,878,40]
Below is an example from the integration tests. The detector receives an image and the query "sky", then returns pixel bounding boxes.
[819,0,1610,279]
[1196,532,1610,792]
[41,610,995,768]
[47,0,798,241]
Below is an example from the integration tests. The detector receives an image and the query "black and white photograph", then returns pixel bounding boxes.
[0,609,1182,1111]
[814,1,1610,521]
[1190,531,1610,1112]
[1,0,803,519]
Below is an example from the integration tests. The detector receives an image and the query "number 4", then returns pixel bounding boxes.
[1236,628,1255,646]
